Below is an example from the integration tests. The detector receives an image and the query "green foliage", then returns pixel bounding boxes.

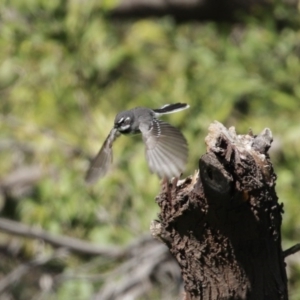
[1,0,300,298]
[56,279,94,300]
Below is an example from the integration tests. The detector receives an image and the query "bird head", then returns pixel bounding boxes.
[114,111,133,133]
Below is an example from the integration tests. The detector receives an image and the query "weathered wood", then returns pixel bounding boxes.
[151,121,288,300]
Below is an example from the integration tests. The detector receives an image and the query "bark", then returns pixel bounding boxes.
[151,121,288,300]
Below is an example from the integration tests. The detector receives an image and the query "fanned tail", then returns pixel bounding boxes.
[153,103,189,116]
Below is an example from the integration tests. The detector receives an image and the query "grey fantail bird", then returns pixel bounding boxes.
[85,103,189,184]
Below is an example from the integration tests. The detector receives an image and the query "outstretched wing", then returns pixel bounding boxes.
[85,128,120,184]
[140,119,188,179]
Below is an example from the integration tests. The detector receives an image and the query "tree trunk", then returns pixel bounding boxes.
[151,121,288,300]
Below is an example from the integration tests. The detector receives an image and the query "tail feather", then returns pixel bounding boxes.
[153,103,189,115]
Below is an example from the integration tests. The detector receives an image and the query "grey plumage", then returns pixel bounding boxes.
[140,119,188,179]
[85,103,189,184]
[85,128,120,184]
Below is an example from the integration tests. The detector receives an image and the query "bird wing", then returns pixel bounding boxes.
[85,128,120,184]
[139,119,188,179]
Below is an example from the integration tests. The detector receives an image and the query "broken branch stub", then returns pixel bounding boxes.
[151,121,288,300]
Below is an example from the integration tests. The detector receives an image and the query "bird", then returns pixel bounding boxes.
[85,103,189,184]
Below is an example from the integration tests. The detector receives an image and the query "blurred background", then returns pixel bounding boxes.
[1,0,300,299]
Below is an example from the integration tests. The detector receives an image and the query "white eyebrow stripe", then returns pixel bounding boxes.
[117,117,124,124]
[125,117,131,121]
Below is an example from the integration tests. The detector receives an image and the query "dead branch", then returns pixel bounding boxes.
[0,217,123,257]
[284,243,300,258]
[93,238,181,300]
[0,248,67,293]
[0,165,45,200]
[110,0,270,21]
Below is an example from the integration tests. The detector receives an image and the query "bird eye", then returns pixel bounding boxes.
[123,117,131,125]
[115,116,131,131]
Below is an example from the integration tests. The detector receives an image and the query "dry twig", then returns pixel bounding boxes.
[284,243,300,258]
[0,248,68,293]
[0,217,123,257]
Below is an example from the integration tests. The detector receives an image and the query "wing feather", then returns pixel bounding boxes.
[140,119,188,179]
[85,128,120,184]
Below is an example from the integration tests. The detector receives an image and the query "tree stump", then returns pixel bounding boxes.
[151,121,288,300]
